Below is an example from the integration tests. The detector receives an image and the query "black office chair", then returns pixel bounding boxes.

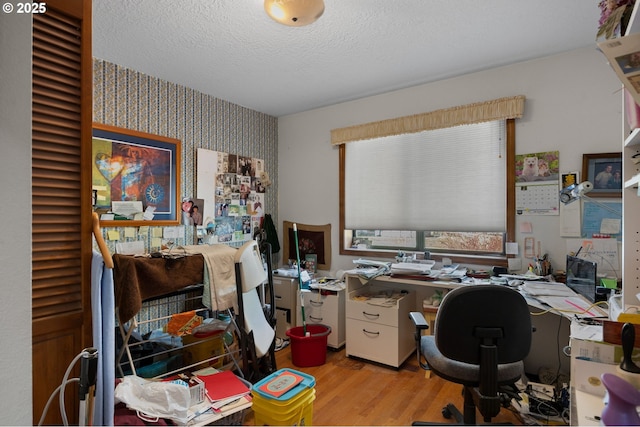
[410,285,532,425]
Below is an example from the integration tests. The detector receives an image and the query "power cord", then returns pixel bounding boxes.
[521,382,571,425]
[38,348,97,426]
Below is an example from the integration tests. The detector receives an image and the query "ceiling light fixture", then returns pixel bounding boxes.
[264,0,325,27]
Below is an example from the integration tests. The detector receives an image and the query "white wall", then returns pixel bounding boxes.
[278,47,622,278]
[0,11,34,425]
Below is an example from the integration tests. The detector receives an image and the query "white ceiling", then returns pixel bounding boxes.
[93,0,602,117]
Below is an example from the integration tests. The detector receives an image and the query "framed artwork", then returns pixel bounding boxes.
[582,152,622,198]
[283,221,331,271]
[92,123,181,226]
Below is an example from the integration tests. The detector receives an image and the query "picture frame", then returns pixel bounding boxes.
[582,152,622,198]
[92,123,181,226]
[283,221,331,271]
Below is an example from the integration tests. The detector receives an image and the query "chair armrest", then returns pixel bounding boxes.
[409,311,429,331]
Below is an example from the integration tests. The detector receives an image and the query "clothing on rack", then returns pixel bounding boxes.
[264,214,280,253]
[181,244,238,312]
[113,254,205,323]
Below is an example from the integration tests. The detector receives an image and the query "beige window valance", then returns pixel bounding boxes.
[330,95,525,145]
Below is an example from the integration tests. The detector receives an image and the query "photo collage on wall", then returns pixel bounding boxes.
[196,149,266,244]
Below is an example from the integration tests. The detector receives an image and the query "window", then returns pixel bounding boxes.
[334,96,524,266]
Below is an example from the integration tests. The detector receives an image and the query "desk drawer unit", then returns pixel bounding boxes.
[272,276,297,314]
[345,285,415,368]
[271,276,298,339]
[297,289,346,349]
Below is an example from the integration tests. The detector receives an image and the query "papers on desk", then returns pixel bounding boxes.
[273,268,299,277]
[389,262,433,275]
[437,266,467,281]
[500,273,545,281]
[521,281,576,297]
[520,281,608,318]
[345,259,391,280]
[570,320,603,341]
[536,296,608,318]
[309,279,345,292]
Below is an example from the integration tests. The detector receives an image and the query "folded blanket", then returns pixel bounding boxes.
[180,244,238,312]
[113,254,204,323]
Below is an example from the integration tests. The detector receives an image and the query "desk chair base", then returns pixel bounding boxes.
[411,386,516,425]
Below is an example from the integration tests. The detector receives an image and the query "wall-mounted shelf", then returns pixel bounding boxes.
[625,127,640,147]
[625,173,640,189]
[621,1,640,310]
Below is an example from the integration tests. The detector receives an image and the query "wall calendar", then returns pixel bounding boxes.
[515,151,560,216]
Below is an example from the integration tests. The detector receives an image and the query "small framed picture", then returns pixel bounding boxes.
[582,153,622,198]
[305,254,317,273]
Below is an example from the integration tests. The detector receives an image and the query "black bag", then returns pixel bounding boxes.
[264,214,280,253]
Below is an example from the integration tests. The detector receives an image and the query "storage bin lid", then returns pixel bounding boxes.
[252,368,315,401]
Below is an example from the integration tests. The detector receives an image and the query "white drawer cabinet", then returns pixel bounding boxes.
[271,276,298,339]
[296,288,346,349]
[345,282,415,368]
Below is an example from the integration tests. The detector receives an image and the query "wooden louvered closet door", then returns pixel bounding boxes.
[31,1,92,424]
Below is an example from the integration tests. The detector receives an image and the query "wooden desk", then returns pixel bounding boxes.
[343,274,570,376]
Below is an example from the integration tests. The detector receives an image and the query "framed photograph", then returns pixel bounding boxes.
[283,221,331,271]
[582,153,622,198]
[305,254,318,273]
[92,123,181,226]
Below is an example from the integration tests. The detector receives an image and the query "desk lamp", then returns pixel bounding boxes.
[559,181,622,216]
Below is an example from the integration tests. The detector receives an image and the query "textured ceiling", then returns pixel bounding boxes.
[93,0,602,117]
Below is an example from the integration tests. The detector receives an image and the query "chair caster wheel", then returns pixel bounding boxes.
[442,406,452,419]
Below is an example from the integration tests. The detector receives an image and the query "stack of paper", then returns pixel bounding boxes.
[521,281,576,297]
[389,262,433,275]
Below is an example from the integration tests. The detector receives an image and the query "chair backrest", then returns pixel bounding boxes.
[234,240,274,358]
[435,284,532,365]
[234,240,268,293]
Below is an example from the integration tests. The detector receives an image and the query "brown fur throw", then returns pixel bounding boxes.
[113,254,204,323]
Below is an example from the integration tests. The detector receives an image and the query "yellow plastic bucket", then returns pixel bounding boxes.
[252,387,315,426]
[251,369,316,426]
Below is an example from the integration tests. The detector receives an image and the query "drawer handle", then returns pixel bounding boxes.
[274,295,283,300]
[309,315,323,322]
[362,328,380,336]
[362,311,380,319]
[310,300,323,307]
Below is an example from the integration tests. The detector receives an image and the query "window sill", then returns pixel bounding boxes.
[340,248,508,268]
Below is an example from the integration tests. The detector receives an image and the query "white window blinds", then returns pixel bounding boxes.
[344,120,506,231]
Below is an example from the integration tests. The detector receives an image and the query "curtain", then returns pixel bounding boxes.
[331,95,524,145]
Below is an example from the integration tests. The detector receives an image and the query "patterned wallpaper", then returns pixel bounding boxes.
[92,58,279,255]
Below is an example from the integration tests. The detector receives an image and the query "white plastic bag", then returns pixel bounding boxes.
[114,375,191,424]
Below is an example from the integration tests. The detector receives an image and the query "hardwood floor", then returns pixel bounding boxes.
[243,344,524,425]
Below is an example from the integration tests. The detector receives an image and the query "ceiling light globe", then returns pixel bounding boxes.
[264,0,325,27]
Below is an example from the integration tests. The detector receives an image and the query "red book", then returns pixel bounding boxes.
[197,370,250,402]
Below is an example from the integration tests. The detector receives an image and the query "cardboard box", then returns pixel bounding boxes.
[570,338,620,365]
[571,358,618,397]
[570,337,640,365]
